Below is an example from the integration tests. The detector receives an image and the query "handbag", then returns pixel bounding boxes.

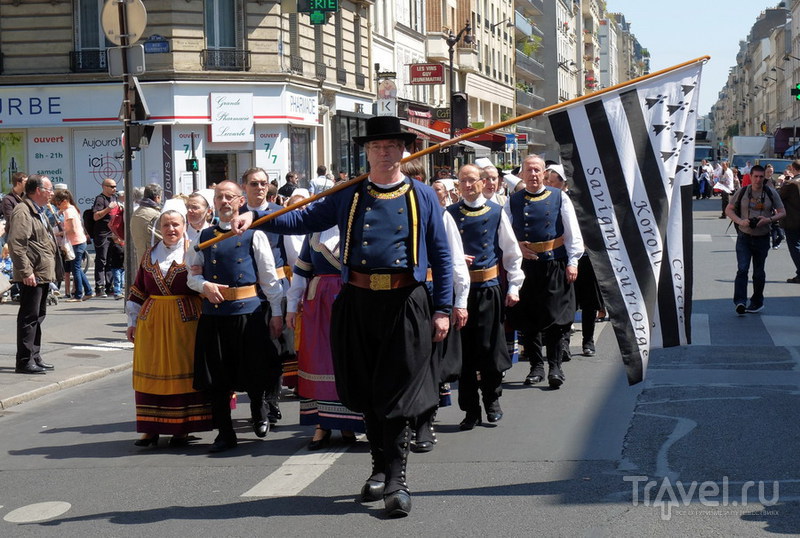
[0,272,11,295]
[59,235,75,262]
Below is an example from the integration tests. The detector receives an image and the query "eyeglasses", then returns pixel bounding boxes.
[248,181,268,187]
[103,184,117,189]
[39,186,54,193]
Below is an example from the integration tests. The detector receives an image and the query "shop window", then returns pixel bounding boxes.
[71,0,111,72]
[202,0,250,71]
[290,127,312,187]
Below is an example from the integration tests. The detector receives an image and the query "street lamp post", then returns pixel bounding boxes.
[445,21,473,174]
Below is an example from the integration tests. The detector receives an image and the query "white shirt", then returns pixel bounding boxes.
[185,221,284,316]
[286,227,340,313]
[503,187,584,268]
[185,222,210,245]
[463,195,524,296]
[309,175,333,195]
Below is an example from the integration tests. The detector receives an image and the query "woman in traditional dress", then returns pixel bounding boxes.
[285,227,364,450]
[125,209,212,447]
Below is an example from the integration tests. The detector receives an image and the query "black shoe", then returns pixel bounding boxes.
[267,402,281,424]
[486,411,503,423]
[35,361,54,370]
[410,440,434,453]
[787,276,800,284]
[253,421,269,438]
[718,215,726,219]
[308,428,331,450]
[524,372,543,385]
[735,303,746,316]
[168,435,193,448]
[384,490,412,518]
[745,304,764,313]
[209,434,237,453]
[459,413,482,431]
[548,372,565,389]
[583,341,595,356]
[341,432,358,444]
[134,434,159,447]
[15,364,46,375]
[360,479,385,502]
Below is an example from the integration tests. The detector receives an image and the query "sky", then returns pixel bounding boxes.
[605,0,780,116]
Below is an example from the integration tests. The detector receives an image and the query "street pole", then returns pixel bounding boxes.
[118,0,135,300]
[445,22,472,175]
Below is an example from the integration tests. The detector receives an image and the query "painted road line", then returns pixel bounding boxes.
[761,315,800,347]
[241,443,357,498]
[693,234,712,242]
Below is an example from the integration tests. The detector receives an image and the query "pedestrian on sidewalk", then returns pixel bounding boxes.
[7,175,60,374]
[53,190,93,302]
[779,159,800,283]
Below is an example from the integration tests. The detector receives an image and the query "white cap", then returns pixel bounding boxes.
[195,188,215,210]
[53,183,68,191]
[503,174,522,190]
[474,157,494,169]
[545,163,566,181]
[290,188,311,200]
[438,178,456,192]
[160,198,187,218]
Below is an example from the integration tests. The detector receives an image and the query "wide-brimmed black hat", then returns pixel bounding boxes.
[353,116,417,147]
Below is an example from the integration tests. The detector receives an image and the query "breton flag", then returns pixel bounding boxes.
[548,60,703,385]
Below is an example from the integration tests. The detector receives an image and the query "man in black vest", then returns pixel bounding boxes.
[506,155,583,389]
[187,181,284,452]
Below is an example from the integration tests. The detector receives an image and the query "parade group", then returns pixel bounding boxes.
[7,116,615,518]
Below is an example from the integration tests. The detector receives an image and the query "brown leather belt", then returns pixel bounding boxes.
[275,266,289,280]
[426,268,433,282]
[219,284,257,301]
[349,271,416,291]
[469,265,499,283]
[522,236,564,254]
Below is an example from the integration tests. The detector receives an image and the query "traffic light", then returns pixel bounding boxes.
[185,158,199,172]
[791,83,800,100]
[452,92,468,130]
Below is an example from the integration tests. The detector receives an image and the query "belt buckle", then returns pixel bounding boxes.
[369,273,391,291]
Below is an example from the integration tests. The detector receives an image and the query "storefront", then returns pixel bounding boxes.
[0,81,320,210]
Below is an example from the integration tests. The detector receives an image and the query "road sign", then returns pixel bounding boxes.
[101,0,147,46]
[107,45,146,77]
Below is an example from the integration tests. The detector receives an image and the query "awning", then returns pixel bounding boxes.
[784,144,800,157]
[400,120,490,157]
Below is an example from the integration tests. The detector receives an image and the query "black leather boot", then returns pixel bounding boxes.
[546,337,565,389]
[359,417,385,503]
[383,419,411,517]
[411,408,436,453]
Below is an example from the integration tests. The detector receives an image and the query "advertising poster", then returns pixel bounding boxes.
[0,132,26,194]
[254,125,287,185]
[28,128,70,187]
[72,129,142,209]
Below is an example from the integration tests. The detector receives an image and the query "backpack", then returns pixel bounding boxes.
[82,208,95,240]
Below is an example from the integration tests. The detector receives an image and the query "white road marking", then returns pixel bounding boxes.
[693,234,712,242]
[690,313,710,345]
[761,315,800,347]
[71,341,133,351]
[3,502,71,523]
[241,444,354,498]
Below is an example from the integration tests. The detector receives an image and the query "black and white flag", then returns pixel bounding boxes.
[548,61,702,385]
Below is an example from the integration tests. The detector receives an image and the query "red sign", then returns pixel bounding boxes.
[516,133,528,144]
[408,63,445,85]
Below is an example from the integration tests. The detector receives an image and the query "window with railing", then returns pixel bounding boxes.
[72,0,111,72]
[203,0,248,71]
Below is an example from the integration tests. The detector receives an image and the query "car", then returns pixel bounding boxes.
[755,158,793,174]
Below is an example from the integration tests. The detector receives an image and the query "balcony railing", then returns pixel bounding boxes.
[515,49,545,81]
[517,0,544,16]
[201,48,251,71]
[70,50,107,73]
[290,55,304,74]
[516,88,545,110]
[316,62,326,80]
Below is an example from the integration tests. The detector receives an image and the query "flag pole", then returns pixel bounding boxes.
[196,55,710,252]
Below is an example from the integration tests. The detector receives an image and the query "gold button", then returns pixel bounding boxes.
[365,224,370,229]
[398,208,404,213]
[361,259,367,264]
[397,225,403,231]
[236,242,242,246]
[239,274,243,278]
[482,243,488,248]
[363,241,368,246]
[214,304,219,309]
[212,245,217,249]
[394,259,400,264]
[366,207,372,211]
[212,259,217,264]
[212,275,218,280]
[237,258,243,263]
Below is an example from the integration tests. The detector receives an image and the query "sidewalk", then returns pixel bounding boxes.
[0,295,132,410]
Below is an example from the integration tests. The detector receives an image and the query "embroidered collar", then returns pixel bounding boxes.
[367,181,410,199]
[524,189,552,202]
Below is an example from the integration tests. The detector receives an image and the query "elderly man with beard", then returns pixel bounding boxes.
[187,181,284,452]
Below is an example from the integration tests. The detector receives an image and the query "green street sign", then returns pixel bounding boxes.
[298,0,337,25]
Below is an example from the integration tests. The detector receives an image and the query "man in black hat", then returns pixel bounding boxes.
[230,116,452,518]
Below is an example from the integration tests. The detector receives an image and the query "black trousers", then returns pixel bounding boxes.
[93,232,114,290]
[16,283,49,368]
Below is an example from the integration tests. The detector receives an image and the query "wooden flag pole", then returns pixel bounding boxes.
[196,55,710,252]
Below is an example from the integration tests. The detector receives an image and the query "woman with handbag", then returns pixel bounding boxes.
[52,190,93,302]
